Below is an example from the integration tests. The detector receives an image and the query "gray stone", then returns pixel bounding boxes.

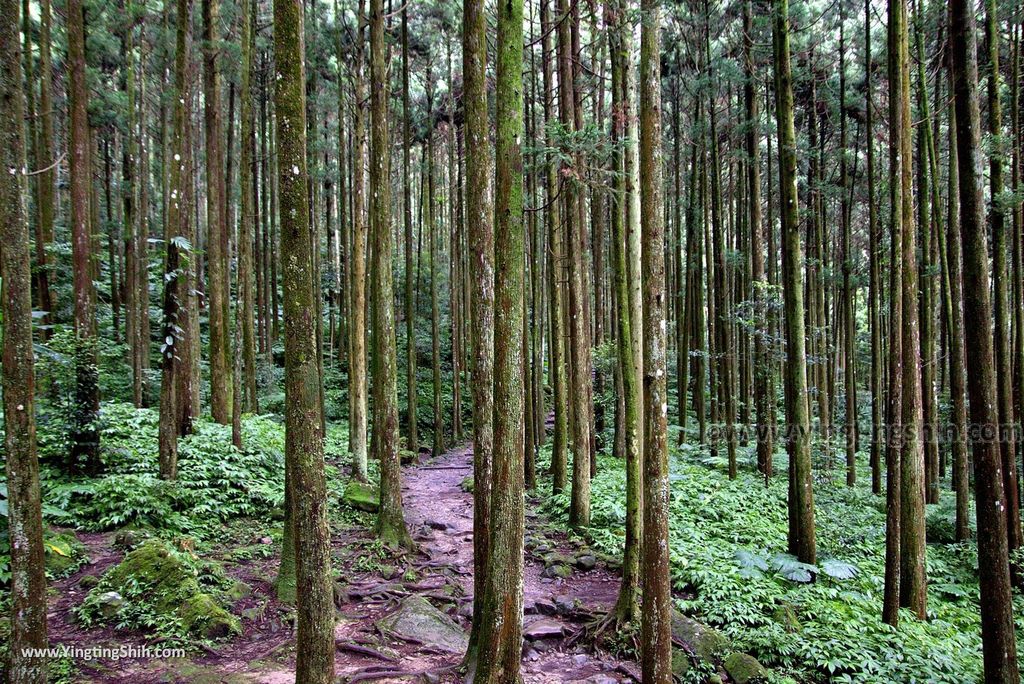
[522,617,565,641]
[541,564,572,579]
[96,591,124,618]
[377,595,468,654]
[554,594,576,614]
[575,554,597,571]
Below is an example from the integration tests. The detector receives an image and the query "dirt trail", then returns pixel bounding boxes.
[47,444,640,683]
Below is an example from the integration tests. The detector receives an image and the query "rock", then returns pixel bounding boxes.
[575,554,597,571]
[534,598,558,615]
[422,673,440,684]
[708,676,723,684]
[342,481,379,513]
[225,580,252,602]
[553,594,576,615]
[543,552,573,567]
[377,595,468,654]
[459,476,474,493]
[113,529,152,550]
[541,564,572,579]
[524,648,540,662]
[671,610,730,664]
[179,593,239,639]
[457,601,473,619]
[400,449,419,465]
[586,676,619,684]
[572,654,589,667]
[96,591,124,618]
[259,536,273,545]
[269,506,286,521]
[724,652,767,684]
[425,519,448,531]
[83,539,240,639]
[79,574,100,590]
[45,530,87,578]
[522,618,565,641]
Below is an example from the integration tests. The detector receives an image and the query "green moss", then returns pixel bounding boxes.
[178,593,241,639]
[671,610,730,664]
[342,481,379,513]
[77,539,239,641]
[44,530,87,578]
[724,652,768,683]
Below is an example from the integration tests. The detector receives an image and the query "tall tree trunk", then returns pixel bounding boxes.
[639,0,671,679]
[402,5,418,457]
[68,0,100,473]
[892,0,927,620]
[865,0,882,496]
[950,0,1021,675]
[273,0,335,678]
[473,0,525,678]
[370,0,412,549]
[239,0,258,412]
[35,0,55,335]
[772,0,816,564]
[349,0,369,482]
[203,0,231,424]
[984,0,1023,564]
[1,1,48,676]
[462,0,493,662]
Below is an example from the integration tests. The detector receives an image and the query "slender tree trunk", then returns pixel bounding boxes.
[370,0,412,549]
[865,0,882,496]
[473,0,525,678]
[892,0,927,620]
[239,0,258,412]
[68,0,100,474]
[462,0,493,662]
[772,0,816,564]
[639,0,671,679]
[950,0,1021,676]
[402,6,418,458]
[1,2,48,676]
[349,0,369,482]
[203,0,231,424]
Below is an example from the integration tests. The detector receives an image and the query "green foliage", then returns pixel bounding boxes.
[535,443,1004,682]
[42,403,287,536]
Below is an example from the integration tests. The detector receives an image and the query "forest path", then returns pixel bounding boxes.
[46,443,639,683]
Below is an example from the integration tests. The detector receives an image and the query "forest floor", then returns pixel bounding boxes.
[46,443,641,683]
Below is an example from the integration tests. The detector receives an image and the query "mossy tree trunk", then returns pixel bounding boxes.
[1,1,48,677]
[473,0,525,678]
[606,0,641,627]
[369,0,412,550]
[462,0,493,662]
[272,0,335,678]
[639,0,671,680]
[772,0,816,565]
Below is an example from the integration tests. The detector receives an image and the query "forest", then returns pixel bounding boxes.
[0,0,1022,680]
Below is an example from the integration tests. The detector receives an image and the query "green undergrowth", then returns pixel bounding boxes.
[536,431,1016,683]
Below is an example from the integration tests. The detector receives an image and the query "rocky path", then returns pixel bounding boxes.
[46,443,641,683]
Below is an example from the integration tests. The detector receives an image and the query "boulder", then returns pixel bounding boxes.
[377,595,468,654]
[83,539,240,639]
[724,652,767,684]
[44,530,87,577]
[113,528,152,551]
[342,481,380,513]
[96,591,124,619]
[671,610,730,664]
[541,564,572,579]
[575,554,597,571]
[459,476,474,493]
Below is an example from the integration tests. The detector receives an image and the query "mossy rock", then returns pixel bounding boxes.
[541,564,572,579]
[459,476,474,493]
[671,648,691,677]
[102,540,201,613]
[113,528,153,550]
[179,593,241,639]
[79,574,100,590]
[225,580,252,603]
[82,539,238,640]
[671,610,730,664]
[724,652,767,684]
[44,530,87,578]
[377,595,468,654]
[342,481,379,513]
